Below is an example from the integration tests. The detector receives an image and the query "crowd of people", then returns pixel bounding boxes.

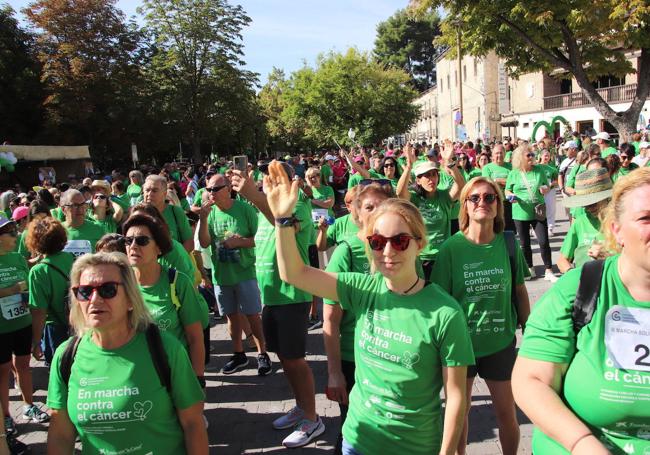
[0,130,648,455]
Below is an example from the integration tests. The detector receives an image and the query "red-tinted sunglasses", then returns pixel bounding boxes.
[367,233,420,251]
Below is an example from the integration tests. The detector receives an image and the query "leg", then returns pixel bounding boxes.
[533,219,553,270]
[544,191,556,230]
[0,362,11,416]
[245,313,266,353]
[514,220,532,267]
[456,377,475,455]
[503,201,516,232]
[279,356,317,421]
[13,355,33,405]
[485,379,520,455]
[226,312,243,352]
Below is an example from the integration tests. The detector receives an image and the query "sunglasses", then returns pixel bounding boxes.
[64,202,89,209]
[94,194,107,200]
[620,155,630,161]
[73,282,122,301]
[458,156,468,161]
[124,235,152,247]
[367,233,420,251]
[417,170,438,179]
[359,178,391,186]
[526,153,536,158]
[383,163,396,168]
[467,193,498,204]
[206,184,227,193]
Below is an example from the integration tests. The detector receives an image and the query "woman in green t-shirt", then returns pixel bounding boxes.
[433,176,531,455]
[127,170,144,206]
[90,180,123,234]
[266,161,474,455]
[512,167,650,455]
[46,252,207,453]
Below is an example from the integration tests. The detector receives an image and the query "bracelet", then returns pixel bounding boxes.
[569,433,593,453]
[275,216,298,227]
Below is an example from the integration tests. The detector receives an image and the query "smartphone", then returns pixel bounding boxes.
[233,155,248,172]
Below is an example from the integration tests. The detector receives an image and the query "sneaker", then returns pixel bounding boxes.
[544,271,559,283]
[307,316,322,331]
[221,353,249,375]
[548,226,554,236]
[272,406,304,430]
[282,417,326,448]
[526,267,536,280]
[257,352,272,376]
[4,415,16,436]
[22,404,49,423]
[7,435,29,455]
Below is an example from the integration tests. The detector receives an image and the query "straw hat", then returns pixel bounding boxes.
[564,168,613,208]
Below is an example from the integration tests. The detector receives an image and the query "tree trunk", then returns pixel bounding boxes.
[191,132,202,164]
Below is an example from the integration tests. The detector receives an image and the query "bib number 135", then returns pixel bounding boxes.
[604,305,650,373]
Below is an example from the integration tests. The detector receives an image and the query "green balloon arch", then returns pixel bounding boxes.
[530,115,570,142]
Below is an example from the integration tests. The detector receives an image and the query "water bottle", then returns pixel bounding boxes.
[325,215,335,226]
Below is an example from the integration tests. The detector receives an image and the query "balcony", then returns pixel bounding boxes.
[543,83,642,110]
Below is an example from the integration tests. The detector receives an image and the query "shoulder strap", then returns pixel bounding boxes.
[60,335,82,387]
[170,204,182,240]
[41,260,70,281]
[503,231,518,308]
[519,170,537,201]
[167,267,181,311]
[572,260,606,333]
[145,323,172,394]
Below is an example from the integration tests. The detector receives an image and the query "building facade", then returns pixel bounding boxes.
[405,86,438,144]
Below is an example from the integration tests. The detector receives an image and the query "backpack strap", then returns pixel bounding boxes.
[572,260,605,333]
[503,230,518,311]
[60,335,82,387]
[145,323,172,394]
[167,267,181,311]
[41,260,70,281]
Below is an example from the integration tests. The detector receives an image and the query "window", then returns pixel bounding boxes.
[593,75,625,89]
[523,122,530,128]
[560,79,572,94]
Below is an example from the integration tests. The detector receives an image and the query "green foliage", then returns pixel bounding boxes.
[374,8,441,92]
[260,49,419,150]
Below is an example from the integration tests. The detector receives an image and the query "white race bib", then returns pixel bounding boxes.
[0,294,27,320]
[311,208,329,223]
[605,305,650,372]
[63,239,92,258]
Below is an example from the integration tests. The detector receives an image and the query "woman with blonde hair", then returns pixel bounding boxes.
[46,252,207,454]
[432,177,530,455]
[512,167,650,455]
[505,145,556,282]
[266,161,474,455]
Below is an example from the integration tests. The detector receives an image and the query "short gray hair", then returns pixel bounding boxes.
[60,189,83,206]
[129,170,144,185]
[144,174,167,189]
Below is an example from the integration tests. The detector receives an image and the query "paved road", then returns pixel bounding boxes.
[9,195,570,454]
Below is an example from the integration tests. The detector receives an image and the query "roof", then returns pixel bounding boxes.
[0,145,90,161]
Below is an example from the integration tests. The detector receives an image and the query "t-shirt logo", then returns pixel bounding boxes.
[401,351,420,370]
[133,400,153,420]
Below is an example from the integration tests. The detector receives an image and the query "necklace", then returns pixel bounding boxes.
[401,276,421,295]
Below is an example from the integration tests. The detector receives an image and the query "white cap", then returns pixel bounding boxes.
[592,132,610,141]
[562,140,578,149]
[639,141,650,149]
[324,154,336,161]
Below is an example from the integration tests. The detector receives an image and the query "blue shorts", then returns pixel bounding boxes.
[215,279,262,316]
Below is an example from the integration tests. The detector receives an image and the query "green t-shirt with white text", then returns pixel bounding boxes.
[64,220,107,256]
[505,166,547,221]
[0,252,30,333]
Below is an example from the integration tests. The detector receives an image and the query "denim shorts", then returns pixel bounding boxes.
[214,279,262,316]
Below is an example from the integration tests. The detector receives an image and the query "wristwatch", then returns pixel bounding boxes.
[275,216,299,227]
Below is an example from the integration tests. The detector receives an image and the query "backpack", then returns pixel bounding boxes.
[59,322,172,393]
[40,260,72,330]
[504,230,520,315]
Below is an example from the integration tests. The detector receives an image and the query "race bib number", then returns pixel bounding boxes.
[0,294,27,320]
[311,208,329,223]
[63,240,92,257]
[605,305,650,372]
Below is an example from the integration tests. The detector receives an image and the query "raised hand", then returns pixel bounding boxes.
[404,143,416,166]
[265,161,300,218]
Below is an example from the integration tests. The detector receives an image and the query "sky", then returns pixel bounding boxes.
[5,0,410,85]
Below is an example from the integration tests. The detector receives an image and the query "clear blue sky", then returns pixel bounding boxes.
[5,0,409,85]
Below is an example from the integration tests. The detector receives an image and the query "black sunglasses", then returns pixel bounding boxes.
[367,233,419,251]
[206,184,227,193]
[73,282,122,301]
[467,193,498,204]
[526,153,536,158]
[124,235,152,247]
[94,194,108,200]
[383,162,396,168]
[360,179,391,186]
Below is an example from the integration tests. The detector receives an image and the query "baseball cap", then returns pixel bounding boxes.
[639,141,650,149]
[413,161,440,177]
[0,216,15,230]
[592,132,610,141]
[12,206,29,222]
[426,148,439,157]
[562,140,578,149]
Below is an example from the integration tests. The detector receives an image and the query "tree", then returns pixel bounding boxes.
[271,48,419,148]
[139,0,258,162]
[374,8,441,92]
[258,67,290,150]
[0,5,45,144]
[410,0,650,140]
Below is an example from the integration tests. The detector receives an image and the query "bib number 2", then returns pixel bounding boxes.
[635,344,650,368]
[605,305,650,372]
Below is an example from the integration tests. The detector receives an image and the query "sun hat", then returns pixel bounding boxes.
[561,140,578,149]
[90,179,111,195]
[563,168,613,208]
[12,206,29,222]
[591,132,611,141]
[413,161,440,177]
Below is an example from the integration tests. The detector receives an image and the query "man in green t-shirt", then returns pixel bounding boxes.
[592,131,617,157]
[60,189,106,256]
[198,173,271,376]
[482,144,515,231]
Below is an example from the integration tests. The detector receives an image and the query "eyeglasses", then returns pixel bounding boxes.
[620,155,631,161]
[359,179,391,186]
[458,156,468,161]
[467,193,498,204]
[526,153,536,158]
[124,235,152,247]
[417,170,438,179]
[367,233,420,251]
[64,202,89,210]
[72,282,122,301]
[206,184,227,193]
[94,194,107,200]
[383,163,396,168]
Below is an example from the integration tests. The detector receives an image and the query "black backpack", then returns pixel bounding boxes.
[59,323,172,393]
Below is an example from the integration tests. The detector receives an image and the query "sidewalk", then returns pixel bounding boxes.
[9,195,569,454]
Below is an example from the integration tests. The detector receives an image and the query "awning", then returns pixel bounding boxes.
[500,120,519,127]
[0,145,90,161]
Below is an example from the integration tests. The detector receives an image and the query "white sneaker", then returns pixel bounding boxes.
[273,406,304,430]
[544,271,559,283]
[282,417,325,448]
[548,226,554,236]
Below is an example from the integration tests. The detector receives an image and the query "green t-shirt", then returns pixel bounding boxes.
[254,191,313,306]
[51,207,65,222]
[320,164,332,185]
[310,185,335,218]
[47,331,204,454]
[126,183,142,206]
[347,172,363,189]
[91,214,117,234]
[368,170,398,189]
[538,163,559,185]
[519,255,650,455]
[505,166,547,221]
[323,235,369,362]
[28,252,75,326]
[206,200,258,286]
[0,252,30,333]
[432,232,528,357]
[601,146,618,158]
[192,188,206,207]
[16,230,30,259]
[159,240,199,286]
[325,214,359,248]
[409,189,453,261]
[163,204,192,244]
[481,162,512,187]
[111,193,130,212]
[64,220,107,256]
[139,266,203,346]
[504,151,513,162]
[615,163,639,181]
[336,272,475,455]
[559,212,603,268]
[436,171,460,219]
[566,163,586,189]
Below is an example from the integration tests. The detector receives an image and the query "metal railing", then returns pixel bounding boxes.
[543,83,641,110]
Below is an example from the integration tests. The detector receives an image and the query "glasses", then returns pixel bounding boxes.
[526,153,536,158]
[73,282,122,301]
[359,178,391,186]
[458,156,468,161]
[206,184,227,193]
[367,233,420,251]
[417,170,438,179]
[124,235,152,247]
[467,193,498,204]
[383,163,396,168]
[94,194,107,200]
[620,155,631,161]
[64,202,89,210]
